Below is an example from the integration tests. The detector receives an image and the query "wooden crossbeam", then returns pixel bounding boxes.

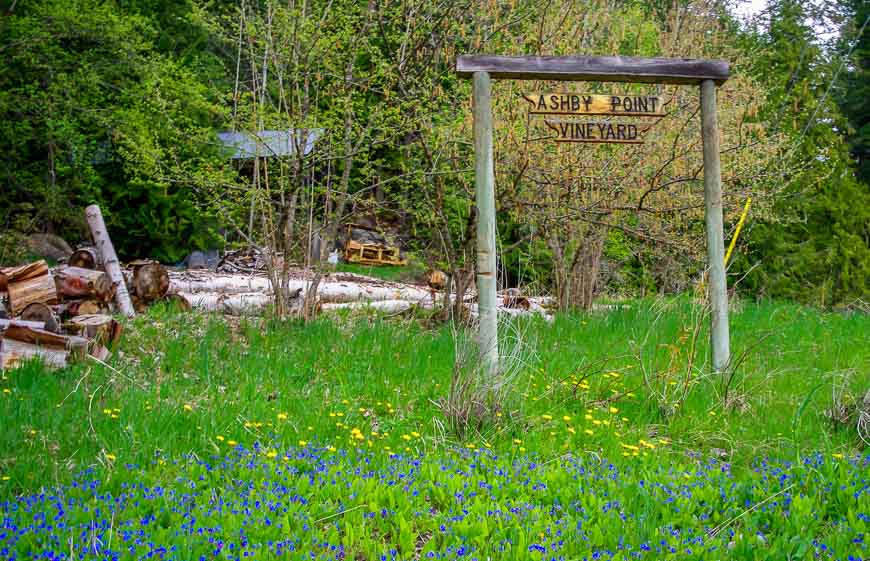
[456,55,729,85]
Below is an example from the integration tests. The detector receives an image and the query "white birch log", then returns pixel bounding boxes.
[467,303,554,321]
[320,299,435,313]
[0,338,70,370]
[179,292,274,315]
[168,273,434,304]
[0,319,46,330]
[85,205,135,318]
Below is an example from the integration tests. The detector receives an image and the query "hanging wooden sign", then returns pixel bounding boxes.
[523,93,664,116]
[544,119,648,143]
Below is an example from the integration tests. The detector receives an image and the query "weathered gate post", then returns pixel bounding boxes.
[459,55,731,374]
[700,79,730,371]
[472,71,499,375]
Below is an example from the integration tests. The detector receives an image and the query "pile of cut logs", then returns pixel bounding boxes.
[0,205,173,371]
[0,259,123,370]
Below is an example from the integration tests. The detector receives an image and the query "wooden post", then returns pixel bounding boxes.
[472,71,499,374]
[700,79,730,371]
[85,205,136,318]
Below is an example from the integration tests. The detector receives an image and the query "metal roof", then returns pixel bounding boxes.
[217,129,323,159]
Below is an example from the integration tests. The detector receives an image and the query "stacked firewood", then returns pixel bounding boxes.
[0,205,175,371]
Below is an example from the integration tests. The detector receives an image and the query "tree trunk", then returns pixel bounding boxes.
[85,205,135,318]
[568,226,607,310]
[547,235,570,312]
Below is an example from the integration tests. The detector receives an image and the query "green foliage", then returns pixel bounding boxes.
[736,0,870,306]
[0,302,867,556]
[835,0,870,183]
[0,0,230,262]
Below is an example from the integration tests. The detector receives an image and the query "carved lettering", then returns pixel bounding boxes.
[544,120,645,143]
[526,93,664,116]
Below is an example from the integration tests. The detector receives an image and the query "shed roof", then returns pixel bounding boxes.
[217,129,323,159]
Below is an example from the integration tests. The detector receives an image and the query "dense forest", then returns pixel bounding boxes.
[1,0,868,308]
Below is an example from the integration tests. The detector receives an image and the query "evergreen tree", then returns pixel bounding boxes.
[737,0,870,306]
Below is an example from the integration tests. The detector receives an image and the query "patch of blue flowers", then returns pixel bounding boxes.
[1,446,867,560]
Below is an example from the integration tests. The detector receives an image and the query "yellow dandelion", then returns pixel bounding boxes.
[709,411,716,416]
[621,417,629,422]
[277,413,288,420]
[401,434,411,441]
[228,440,238,446]
[584,429,594,435]
[298,440,307,446]
[105,454,116,462]
[609,407,619,414]
[216,435,225,441]
[328,446,337,452]
[592,420,602,426]
[519,447,526,452]
[542,414,553,421]
[183,404,193,411]
[266,450,278,459]
[562,415,571,422]
[1,476,9,481]
[411,431,421,438]
[567,427,576,434]
[513,438,523,445]
[584,414,593,420]
[832,453,844,459]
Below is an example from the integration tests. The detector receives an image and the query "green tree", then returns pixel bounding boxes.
[736,0,870,305]
[0,0,229,262]
[834,0,870,183]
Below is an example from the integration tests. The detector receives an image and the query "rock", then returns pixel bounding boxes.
[25,233,73,262]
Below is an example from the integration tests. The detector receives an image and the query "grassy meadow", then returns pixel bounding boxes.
[1,298,868,559]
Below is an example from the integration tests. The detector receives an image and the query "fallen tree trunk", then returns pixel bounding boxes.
[169,273,273,294]
[54,266,113,301]
[179,292,275,315]
[168,273,433,304]
[7,272,58,315]
[85,204,135,318]
[320,299,433,314]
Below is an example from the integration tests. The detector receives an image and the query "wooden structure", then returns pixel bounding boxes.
[456,54,731,373]
[342,224,407,267]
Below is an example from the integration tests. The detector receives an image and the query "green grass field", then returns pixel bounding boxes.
[1,299,867,559]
